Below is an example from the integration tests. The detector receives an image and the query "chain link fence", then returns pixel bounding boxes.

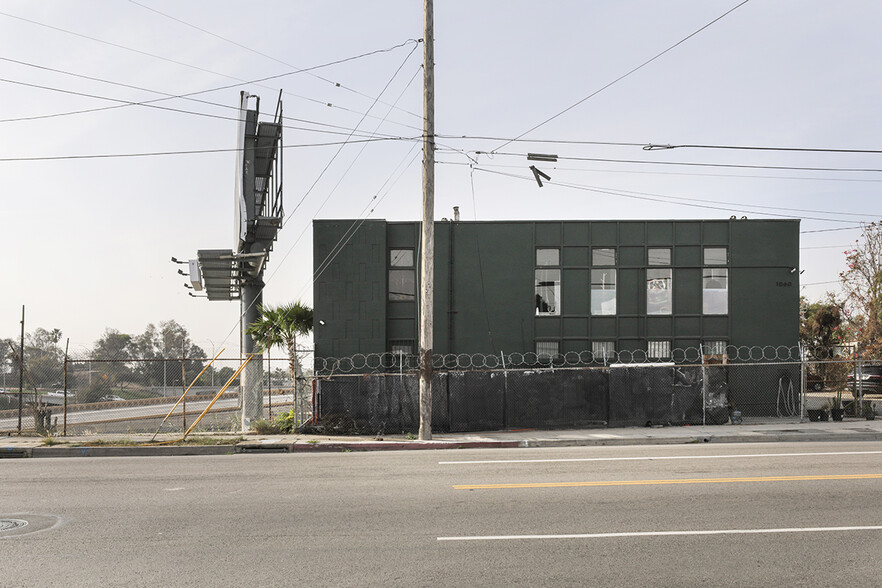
[4,345,878,436]
[309,346,881,434]
[1,354,314,436]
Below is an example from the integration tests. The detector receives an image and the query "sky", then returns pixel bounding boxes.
[2,0,881,357]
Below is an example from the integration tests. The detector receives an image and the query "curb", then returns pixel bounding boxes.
[4,431,882,458]
[238,440,521,453]
[2,445,236,459]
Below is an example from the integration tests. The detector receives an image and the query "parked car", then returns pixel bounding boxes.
[99,394,125,402]
[847,365,882,395]
[806,374,825,391]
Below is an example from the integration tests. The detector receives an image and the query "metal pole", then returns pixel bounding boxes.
[181,343,187,432]
[799,341,806,422]
[418,0,435,441]
[241,281,264,431]
[267,345,272,420]
[63,338,69,436]
[17,305,24,435]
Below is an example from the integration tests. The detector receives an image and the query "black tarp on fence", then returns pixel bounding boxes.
[315,362,792,433]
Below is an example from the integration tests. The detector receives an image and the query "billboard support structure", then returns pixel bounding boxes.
[188,91,285,431]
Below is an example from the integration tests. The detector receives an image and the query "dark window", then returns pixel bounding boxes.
[536,248,560,266]
[592,247,616,266]
[704,247,727,265]
[389,249,415,301]
[390,249,414,267]
[648,248,671,266]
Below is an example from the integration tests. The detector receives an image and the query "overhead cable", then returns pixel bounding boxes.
[0,136,419,163]
[471,166,865,224]
[492,0,752,151]
[126,0,424,121]
[465,150,882,174]
[0,9,422,130]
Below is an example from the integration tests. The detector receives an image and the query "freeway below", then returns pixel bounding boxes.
[2,441,882,586]
[0,395,294,433]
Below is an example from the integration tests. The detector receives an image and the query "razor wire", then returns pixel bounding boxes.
[311,344,853,374]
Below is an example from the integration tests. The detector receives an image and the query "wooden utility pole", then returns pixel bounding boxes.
[418,0,435,440]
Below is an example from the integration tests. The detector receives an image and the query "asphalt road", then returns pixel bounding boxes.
[2,441,882,587]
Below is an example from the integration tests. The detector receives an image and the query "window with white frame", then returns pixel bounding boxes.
[389,249,415,301]
[646,268,672,315]
[704,340,727,356]
[592,341,615,362]
[536,341,559,360]
[648,340,671,360]
[591,269,616,315]
[703,268,728,314]
[535,269,561,315]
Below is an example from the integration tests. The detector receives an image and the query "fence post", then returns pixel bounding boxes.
[267,349,272,421]
[63,339,69,436]
[181,346,187,432]
[799,342,806,422]
[857,353,864,412]
[700,344,706,426]
[500,351,508,430]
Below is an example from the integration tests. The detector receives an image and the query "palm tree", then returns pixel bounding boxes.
[247,301,313,391]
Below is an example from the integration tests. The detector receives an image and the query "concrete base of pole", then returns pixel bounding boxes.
[240,280,264,432]
[241,360,263,431]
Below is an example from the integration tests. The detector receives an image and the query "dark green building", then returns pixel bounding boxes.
[313,219,800,363]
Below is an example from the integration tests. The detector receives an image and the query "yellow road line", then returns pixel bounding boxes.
[454,473,882,490]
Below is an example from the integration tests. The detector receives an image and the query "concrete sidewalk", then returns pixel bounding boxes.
[4,416,882,458]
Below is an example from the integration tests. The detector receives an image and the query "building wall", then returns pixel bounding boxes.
[313,219,800,359]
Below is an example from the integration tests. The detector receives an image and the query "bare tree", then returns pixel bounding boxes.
[839,222,882,357]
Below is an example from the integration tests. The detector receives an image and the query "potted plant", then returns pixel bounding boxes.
[827,390,845,422]
[807,407,828,422]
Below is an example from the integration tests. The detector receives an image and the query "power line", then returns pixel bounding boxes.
[0,72,408,143]
[0,136,419,163]
[471,166,867,224]
[440,135,882,154]
[0,46,423,134]
[462,150,882,174]
[803,280,842,286]
[284,46,421,222]
[493,0,752,151]
[436,158,882,184]
[126,0,424,122]
[801,226,863,234]
[0,10,422,131]
[0,56,407,139]
[441,160,880,218]
[644,143,882,155]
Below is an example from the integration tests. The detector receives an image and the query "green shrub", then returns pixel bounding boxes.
[274,409,298,433]
[251,419,282,434]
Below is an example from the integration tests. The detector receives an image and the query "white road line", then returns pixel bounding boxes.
[437,525,882,542]
[439,450,882,465]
